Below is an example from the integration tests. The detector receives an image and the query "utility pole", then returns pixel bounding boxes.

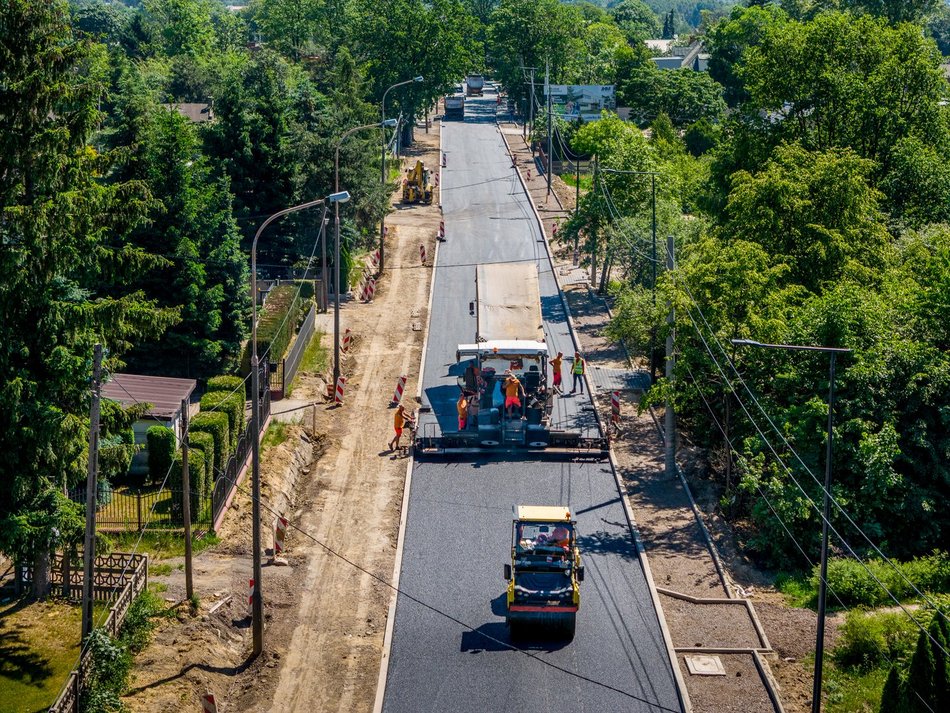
[81,343,103,639]
[546,59,552,196]
[664,235,676,478]
[528,68,535,147]
[181,398,193,600]
[651,173,658,382]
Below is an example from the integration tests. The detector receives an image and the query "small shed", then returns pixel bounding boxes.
[102,373,198,451]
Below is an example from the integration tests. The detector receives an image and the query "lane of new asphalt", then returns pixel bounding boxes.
[381,93,683,713]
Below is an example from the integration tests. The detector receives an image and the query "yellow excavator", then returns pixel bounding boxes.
[402,160,433,204]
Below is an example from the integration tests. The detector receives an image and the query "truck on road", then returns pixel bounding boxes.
[444,93,465,120]
[504,505,584,639]
[465,74,484,97]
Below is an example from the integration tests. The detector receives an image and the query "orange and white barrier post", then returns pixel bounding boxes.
[334,376,346,404]
[273,516,288,555]
[611,391,621,425]
[420,244,427,265]
[391,375,408,406]
[442,151,446,167]
[201,693,217,713]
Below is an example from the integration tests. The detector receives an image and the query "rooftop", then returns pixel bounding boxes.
[102,373,197,420]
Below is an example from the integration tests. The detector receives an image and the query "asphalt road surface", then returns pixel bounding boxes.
[380,92,683,713]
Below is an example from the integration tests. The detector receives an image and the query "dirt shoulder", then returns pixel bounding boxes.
[123,122,442,713]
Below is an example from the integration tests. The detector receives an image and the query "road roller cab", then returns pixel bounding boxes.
[504,505,584,639]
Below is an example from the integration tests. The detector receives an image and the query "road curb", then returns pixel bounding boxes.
[497,118,692,713]
[371,451,414,713]
[373,119,442,713]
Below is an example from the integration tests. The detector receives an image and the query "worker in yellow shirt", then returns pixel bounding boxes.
[570,352,586,395]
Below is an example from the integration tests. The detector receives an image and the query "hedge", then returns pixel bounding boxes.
[189,411,230,476]
[171,446,207,503]
[206,375,246,397]
[241,285,311,373]
[188,431,216,496]
[146,426,176,485]
[200,390,245,451]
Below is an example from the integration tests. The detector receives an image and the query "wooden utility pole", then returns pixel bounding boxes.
[181,398,194,599]
[528,68,535,144]
[664,236,676,477]
[81,343,103,639]
[546,59,552,196]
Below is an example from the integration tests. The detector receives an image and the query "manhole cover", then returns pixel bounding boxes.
[685,655,725,676]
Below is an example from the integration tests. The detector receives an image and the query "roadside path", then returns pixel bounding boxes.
[500,115,786,713]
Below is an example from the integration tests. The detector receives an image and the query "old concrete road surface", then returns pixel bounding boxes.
[378,92,683,713]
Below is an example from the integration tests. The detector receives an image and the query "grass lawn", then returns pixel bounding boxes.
[262,421,291,453]
[825,662,887,712]
[93,485,213,531]
[285,330,328,398]
[110,531,220,561]
[0,598,86,712]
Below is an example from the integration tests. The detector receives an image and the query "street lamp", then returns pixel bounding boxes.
[333,120,395,389]
[731,338,851,713]
[379,76,423,273]
[249,196,334,655]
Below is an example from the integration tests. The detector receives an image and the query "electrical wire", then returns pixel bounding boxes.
[671,280,948,662]
[205,460,682,712]
[676,275,950,624]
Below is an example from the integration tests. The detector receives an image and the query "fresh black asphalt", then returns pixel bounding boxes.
[381,93,683,713]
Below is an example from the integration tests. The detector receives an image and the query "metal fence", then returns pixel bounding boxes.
[268,302,317,399]
[211,384,270,528]
[67,487,212,532]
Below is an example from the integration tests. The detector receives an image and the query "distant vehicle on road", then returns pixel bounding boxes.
[444,94,465,121]
[504,505,584,639]
[466,74,484,96]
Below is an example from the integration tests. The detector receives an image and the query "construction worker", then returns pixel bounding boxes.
[550,352,564,395]
[569,352,586,395]
[389,404,408,451]
[457,392,469,431]
[503,371,525,419]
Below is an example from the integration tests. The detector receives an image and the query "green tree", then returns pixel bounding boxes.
[140,0,217,57]
[247,0,326,60]
[739,11,946,174]
[720,144,889,292]
[609,0,660,42]
[880,664,907,713]
[0,0,175,592]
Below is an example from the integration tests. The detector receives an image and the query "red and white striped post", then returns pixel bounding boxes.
[438,221,445,239]
[611,391,621,425]
[420,244,427,265]
[341,328,352,354]
[248,578,255,606]
[362,278,376,302]
[273,516,288,555]
[370,248,380,269]
[334,376,346,405]
[201,693,217,713]
[390,375,408,406]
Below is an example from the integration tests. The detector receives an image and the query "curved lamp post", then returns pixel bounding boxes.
[731,338,851,713]
[379,76,423,273]
[249,194,344,655]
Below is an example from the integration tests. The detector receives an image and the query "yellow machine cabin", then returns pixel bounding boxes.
[401,160,433,204]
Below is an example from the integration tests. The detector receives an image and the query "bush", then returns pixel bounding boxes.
[200,389,245,450]
[188,431,216,495]
[819,553,950,608]
[206,375,245,397]
[146,426,176,484]
[241,284,311,373]
[171,447,206,522]
[833,610,917,671]
[190,411,230,475]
